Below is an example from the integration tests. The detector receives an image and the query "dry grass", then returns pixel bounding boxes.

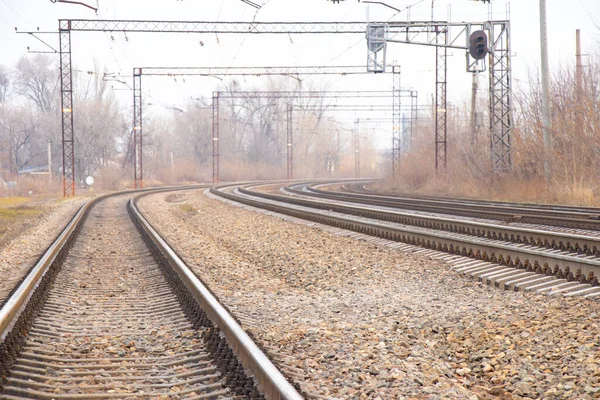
[382,153,600,207]
[146,159,210,185]
[0,200,44,247]
[94,165,130,191]
[0,176,63,198]
[178,203,196,213]
[374,128,585,206]
[0,197,30,207]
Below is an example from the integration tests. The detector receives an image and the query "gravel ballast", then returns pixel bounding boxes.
[0,197,87,305]
[139,189,600,399]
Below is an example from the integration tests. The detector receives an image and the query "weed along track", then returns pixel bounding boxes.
[0,190,302,400]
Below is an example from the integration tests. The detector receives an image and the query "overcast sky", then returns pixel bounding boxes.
[1,0,599,140]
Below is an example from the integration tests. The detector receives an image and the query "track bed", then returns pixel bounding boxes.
[1,195,254,399]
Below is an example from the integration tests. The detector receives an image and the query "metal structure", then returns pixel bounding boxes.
[131,65,370,76]
[354,117,396,177]
[489,23,512,171]
[213,90,417,182]
[216,90,399,99]
[353,119,360,178]
[409,91,418,153]
[371,20,512,172]
[133,69,143,188]
[212,92,219,184]
[367,23,387,73]
[388,67,417,170]
[59,24,75,196]
[286,104,293,179]
[435,30,448,170]
[132,67,404,186]
[55,18,510,195]
[391,65,401,176]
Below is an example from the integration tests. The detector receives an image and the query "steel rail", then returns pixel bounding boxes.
[0,185,302,400]
[0,186,198,389]
[330,183,600,226]
[1,193,103,341]
[211,184,600,286]
[341,181,600,214]
[129,194,303,400]
[274,185,600,257]
[0,186,199,341]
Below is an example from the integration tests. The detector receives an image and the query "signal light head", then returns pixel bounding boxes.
[469,30,488,60]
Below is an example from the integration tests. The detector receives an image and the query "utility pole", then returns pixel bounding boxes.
[470,73,479,145]
[575,29,583,139]
[540,0,552,182]
[170,151,174,177]
[353,119,360,179]
[47,141,52,183]
[576,29,583,89]
[286,104,293,180]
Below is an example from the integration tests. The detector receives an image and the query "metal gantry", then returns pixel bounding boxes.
[353,119,360,178]
[409,91,418,154]
[354,117,396,177]
[212,90,417,182]
[212,92,220,184]
[131,65,369,76]
[133,68,143,188]
[215,90,397,98]
[488,23,512,171]
[55,18,511,195]
[131,66,404,187]
[370,20,512,172]
[391,65,401,176]
[435,29,448,170]
[286,104,293,180]
[59,22,75,196]
[56,19,380,195]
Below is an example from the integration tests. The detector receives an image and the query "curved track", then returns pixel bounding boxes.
[283,183,600,257]
[332,181,600,230]
[211,182,600,299]
[0,188,302,400]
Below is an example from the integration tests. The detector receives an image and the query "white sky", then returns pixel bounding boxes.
[1,0,599,141]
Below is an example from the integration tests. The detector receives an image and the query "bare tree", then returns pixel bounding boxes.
[172,106,212,164]
[0,65,9,104]
[73,69,123,181]
[14,55,59,113]
[0,107,46,174]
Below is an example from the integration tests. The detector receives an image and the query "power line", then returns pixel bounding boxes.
[1,0,27,20]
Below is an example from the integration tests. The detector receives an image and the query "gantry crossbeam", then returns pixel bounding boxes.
[134,66,370,76]
[61,19,458,34]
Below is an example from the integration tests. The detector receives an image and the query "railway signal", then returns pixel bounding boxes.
[469,30,488,60]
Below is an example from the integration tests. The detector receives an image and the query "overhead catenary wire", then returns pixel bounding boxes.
[1,0,28,21]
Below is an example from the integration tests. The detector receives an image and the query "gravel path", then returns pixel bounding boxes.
[139,189,600,400]
[0,197,88,306]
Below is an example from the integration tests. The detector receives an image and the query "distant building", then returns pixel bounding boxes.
[18,165,50,175]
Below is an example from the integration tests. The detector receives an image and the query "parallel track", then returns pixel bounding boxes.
[332,181,600,230]
[283,183,600,258]
[211,182,600,298]
[0,188,302,400]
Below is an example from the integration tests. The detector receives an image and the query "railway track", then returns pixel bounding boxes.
[283,183,600,257]
[0,188,302,400]
[211,182,600,299]
[331,181,600,230]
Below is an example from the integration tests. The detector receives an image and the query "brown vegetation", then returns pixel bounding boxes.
[4,48,599,207]
[0,197,43,247]
[384,53,600,207]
